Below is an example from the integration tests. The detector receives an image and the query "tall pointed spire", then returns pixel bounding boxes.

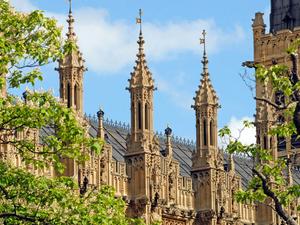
[129,9,154,90]
[192,30,219,170]
[67,0,76,41]
[200,30,209,75]
[126,9,155,153]
[137,9,143,36]
[56,0,85,114]
[193,30,218,107]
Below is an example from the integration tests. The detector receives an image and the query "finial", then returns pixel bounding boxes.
[136,9,143,35]
[97,106,105,139]
[165,125,172,136]
[200,29,206,55]
[67,0,75,40]
[97,106,104,118]
[200,29,208,75]
[135,9,145,60]
[68,0,72,14]
[229,154,235,173]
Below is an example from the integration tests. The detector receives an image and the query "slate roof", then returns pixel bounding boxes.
[88,116,300,188]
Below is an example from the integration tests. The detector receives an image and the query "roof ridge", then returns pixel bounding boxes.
[85,114,196,148]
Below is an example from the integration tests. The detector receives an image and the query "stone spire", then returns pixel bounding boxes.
[228,154,235,174]
[165,125,173,158]
[67,0,76,41]
[256,83,277,158]
[97,107,105,139]
[56,0,86,114]
[192,30,219,170]
[193,30,218,108]
[126,9,156,153]
[129,10,155,91]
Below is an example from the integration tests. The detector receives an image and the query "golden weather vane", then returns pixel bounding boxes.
[200,29,206,53]
[136,9,143,34]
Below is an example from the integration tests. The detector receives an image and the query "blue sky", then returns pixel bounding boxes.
[11,0,269,143]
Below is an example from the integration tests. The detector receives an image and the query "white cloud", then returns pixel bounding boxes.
[219,116,256,148]
[11,0,36,12]
[145,21,244,60]
[9,1,246,74]
[72,11,245,73]
[156,73,193,110]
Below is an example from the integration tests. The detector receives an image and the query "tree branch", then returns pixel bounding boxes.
[252,168,298,225]
[0,213,36,222]
[254,97,287,110]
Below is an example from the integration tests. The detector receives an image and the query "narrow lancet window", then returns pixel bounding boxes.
[145,103,149,130]
[74,84,78,108]
[263,135,268,149]
[138,102,142,130]
[203,119,207,146]
[67,83,71,108]
[60,83,64,98]
[210,120,214,146]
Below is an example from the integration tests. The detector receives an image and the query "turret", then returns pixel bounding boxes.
[191,30,219,170]
[126,9,156,153]
[97,107,105,139]
[56,1,86,114]
[164,126,173,158]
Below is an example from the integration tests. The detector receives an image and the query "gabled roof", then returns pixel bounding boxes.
[86,117,300,188]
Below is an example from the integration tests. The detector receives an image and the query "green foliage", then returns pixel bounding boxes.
[0,90,104,173]
[0,162,140,225]
[221,37,300,223]
[0,1,138,224]
[0,0,63,89]
[220,121,297,207]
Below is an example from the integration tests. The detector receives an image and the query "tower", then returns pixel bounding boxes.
[252,3,300,160]
[126,10,155,152]
[191,31,223,224]
[252,2,300,224]
[56,1,85,114]
[125,10,161,223]
[191,30,219,171]
[56,1,85,178]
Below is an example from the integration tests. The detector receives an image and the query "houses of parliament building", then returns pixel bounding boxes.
[2,0,300,224]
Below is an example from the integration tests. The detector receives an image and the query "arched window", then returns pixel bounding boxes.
[60,83,64,98]
[67,83,71,108]
[210,120,214,146]
[74,84,78,109]
[196,119,200,146]
[203,119,207,146]
[145,103,149,130]
[263,135,268,149]
[138,102,142,130]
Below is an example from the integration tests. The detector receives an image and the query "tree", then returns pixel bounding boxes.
[0,1,141,224]
[0,162,140,225]
[219,43,300,225]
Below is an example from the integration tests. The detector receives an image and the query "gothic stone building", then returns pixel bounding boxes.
[2,1,300,225]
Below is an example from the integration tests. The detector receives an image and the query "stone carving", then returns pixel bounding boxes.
[99,155,107,184]
[162,217,186,225]
[168,165,176,203]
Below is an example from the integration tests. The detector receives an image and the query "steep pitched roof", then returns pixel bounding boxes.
[193,37,218,107]
[86,117,300,188]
